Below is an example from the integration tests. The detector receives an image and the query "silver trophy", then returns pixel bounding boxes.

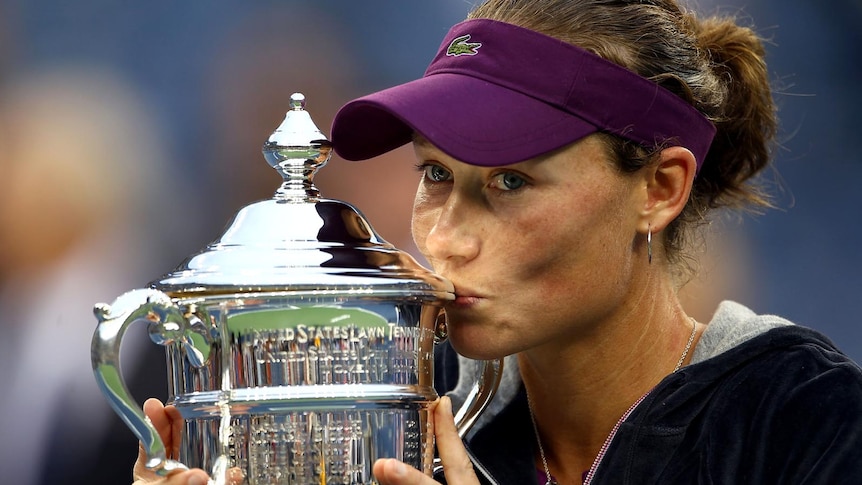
[91,94,502,485]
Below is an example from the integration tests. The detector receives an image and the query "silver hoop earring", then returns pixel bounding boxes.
[647,225,653,265]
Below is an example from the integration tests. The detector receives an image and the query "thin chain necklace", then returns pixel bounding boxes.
[528,318,698,485]
[673,317,698,374]
[528,391,558,485]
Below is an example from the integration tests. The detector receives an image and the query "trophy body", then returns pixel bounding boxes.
[91,94,500,484]
[165,293,438,484]
[95,286,444,485]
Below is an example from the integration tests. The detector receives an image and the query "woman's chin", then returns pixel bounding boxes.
[447,330,510,361]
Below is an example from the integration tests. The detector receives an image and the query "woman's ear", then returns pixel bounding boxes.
[637,146,697,233]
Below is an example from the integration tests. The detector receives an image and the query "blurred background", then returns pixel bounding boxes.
[0,1,858,483]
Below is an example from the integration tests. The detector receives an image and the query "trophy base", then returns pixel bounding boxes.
[173,387,436,485]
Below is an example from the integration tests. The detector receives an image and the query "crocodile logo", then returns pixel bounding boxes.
[446,34,482,56]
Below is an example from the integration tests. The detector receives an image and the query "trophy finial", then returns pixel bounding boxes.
[262,92,332,201]
[289,92,306,110]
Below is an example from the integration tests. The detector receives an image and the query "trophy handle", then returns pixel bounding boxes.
[90,288,191,477]
[433,357,504,475]
[453,358,504,439]
[433,310,504,438]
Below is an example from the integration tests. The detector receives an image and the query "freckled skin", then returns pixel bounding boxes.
[411,135,644,360]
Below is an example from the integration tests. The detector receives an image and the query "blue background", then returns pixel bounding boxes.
[0,1,859,483]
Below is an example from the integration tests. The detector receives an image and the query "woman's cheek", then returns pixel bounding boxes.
[411,201,433,259]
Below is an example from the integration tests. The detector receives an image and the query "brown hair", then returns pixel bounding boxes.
[467,0,777,269]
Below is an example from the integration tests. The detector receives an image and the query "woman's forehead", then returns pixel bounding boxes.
[413,131,605,169]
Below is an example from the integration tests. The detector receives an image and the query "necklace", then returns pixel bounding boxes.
[527,392,558,485]
[674,317,698,373]
[528,317,698,485]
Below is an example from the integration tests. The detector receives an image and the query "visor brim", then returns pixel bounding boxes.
[332,73,599,167]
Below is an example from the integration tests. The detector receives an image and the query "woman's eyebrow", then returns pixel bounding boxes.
[411,133,430,146]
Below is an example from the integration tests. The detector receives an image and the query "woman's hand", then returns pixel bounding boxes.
[132,397,477,485]
[130,398,235,485]
[373,396,480,485]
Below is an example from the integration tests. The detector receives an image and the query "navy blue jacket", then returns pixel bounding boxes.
[434,325,862,484]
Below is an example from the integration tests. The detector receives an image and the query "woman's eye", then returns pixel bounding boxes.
[423,164,452,182]
[490,172,527,191]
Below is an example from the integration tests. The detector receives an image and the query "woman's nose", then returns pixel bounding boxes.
[422,196,480,266]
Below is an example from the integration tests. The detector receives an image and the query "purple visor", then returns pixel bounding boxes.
[331,19,716,172]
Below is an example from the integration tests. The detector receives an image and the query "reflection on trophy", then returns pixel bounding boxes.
[91,94,502,485]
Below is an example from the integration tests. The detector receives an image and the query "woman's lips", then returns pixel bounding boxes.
[451,287,483,308]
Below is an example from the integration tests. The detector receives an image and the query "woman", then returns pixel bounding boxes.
[134,1,862,484]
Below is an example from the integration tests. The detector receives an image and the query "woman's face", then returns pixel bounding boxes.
[411,136,645,359]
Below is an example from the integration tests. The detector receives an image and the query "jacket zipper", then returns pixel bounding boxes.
[582,390,652,485]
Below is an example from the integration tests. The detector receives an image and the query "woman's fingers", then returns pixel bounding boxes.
[165,403,184,458]
[135,399,169,482]
[433,396,480,484]
[131,463,243,485]
[142,399,172,451]
[135,398,213,485]
[137,398,480,485]
[131,469,210,485]
[373,396,479,485]
[142,398,186,459]
[373,458,435,485]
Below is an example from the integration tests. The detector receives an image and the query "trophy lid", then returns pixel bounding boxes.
[153,93,453,301]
